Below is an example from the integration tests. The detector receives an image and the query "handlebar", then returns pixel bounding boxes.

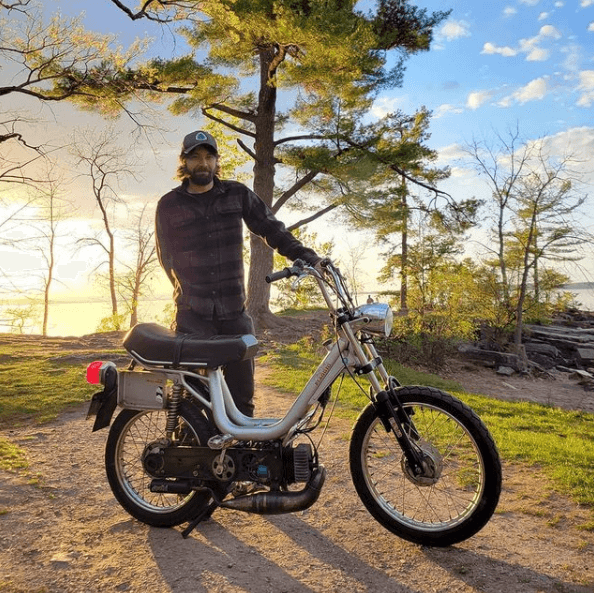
[265,259,306,284]
[265,267,295,283]
[265,257,355,313]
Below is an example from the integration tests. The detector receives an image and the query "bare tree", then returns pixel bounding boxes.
[28,164,72,335]
[464,125,532,313]
[72,128,138,330]
[466,129,591,351]
[507,151,589,349]
[117,204,159,328]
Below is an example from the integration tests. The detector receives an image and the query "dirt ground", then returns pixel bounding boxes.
[1,327,593,593]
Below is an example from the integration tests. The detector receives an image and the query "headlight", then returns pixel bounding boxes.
[354,303,393,337]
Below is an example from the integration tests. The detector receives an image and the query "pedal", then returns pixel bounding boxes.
[208,434,236,450]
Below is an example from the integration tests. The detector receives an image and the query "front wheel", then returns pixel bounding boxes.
[105,399,222,527]
[349,386,502,547]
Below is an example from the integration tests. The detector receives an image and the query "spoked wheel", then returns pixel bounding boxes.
[105,399,223,527]
[349,386,502,547]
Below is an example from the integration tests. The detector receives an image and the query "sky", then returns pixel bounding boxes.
[2,0,594,316]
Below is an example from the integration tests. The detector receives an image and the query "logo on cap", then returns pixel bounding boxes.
[195,132,208,141]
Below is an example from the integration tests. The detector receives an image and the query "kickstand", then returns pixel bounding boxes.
[181,501,219,539]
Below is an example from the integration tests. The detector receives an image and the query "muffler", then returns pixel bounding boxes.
[219,465,326,514]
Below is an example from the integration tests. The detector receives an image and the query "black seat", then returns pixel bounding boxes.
[123,323,258,369]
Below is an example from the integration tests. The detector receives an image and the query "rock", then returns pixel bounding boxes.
[524,342,561,358]
[569,369,594,384]
[496,366,515,376]
[576,347,594,365]
[457,343,523,371]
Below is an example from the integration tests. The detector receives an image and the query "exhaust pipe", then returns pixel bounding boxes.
[219,465,326,514]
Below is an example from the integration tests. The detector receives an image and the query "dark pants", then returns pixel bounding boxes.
[174,307,256,417]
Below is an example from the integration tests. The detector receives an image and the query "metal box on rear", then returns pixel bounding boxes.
[117,371,167,410]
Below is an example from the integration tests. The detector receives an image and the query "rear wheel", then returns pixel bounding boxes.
[105,399,222,527]
[349,386,502,546]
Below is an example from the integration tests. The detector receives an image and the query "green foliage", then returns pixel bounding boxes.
[2,304,39,334]
[96,313,127,332]
[158,302,176,327]
[380,257,507,364]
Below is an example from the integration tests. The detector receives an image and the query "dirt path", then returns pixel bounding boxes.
[1,372,593,593]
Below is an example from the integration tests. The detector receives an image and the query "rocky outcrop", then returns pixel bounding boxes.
[458,310,594,387]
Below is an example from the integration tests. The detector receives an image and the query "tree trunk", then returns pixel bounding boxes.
[246,46,279,329]
[108,231,120,329]
[130,270,140,328]
[400,175,408,312]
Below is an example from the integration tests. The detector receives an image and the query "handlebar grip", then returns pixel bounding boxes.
[265,267,293,283]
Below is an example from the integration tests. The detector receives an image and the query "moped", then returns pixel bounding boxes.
[87,259,501,545]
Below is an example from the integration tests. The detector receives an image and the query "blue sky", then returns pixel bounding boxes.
[3,0,594,307]
[392,0,593,143]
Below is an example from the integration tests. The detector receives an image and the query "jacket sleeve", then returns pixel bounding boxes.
[155,202,177,287]
[242,187,321,266]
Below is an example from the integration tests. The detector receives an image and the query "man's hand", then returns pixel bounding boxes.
[314,257,332,275]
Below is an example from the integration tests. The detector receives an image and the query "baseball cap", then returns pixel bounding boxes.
[182,130,218,155]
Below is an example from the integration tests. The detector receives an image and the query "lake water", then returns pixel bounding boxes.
[0,299,172,337]
[2,285,594,337]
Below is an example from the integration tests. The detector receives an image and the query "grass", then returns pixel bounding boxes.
[260,339,594,509]
[0,344,112,427]
[0,437,28,471]
[0,339,121,472]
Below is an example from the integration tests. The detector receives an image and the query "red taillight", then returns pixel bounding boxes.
[86,361,115,385]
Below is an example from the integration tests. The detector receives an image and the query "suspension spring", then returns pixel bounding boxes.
[165,382,183,438]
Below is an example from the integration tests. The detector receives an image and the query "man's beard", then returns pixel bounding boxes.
[189,169,214,186]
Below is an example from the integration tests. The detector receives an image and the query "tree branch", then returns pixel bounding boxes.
[272,170,319,214]
[203,104,257,126]
[286,203,339,232]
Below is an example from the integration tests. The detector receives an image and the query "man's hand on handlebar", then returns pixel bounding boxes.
[314,257,332,276]
[265,258,332,284]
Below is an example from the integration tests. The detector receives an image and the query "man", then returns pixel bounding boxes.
[156,130,321,417]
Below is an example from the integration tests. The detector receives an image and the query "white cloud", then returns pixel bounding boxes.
[523,45,551,61]
[577,70,594,106]
[503,6,517,17]
[539,24,562,39]
[434,104,463,118]
[434,144,470,171]
[482,42,517,57]
[581,0,594,7]
[466,90,492,110]
[554,1,564,7]
[588,22,594,32]
[517,77,548,102]
[370,96,407,119]
[518,24,562,61]
[538,12,549,20]
[541,127,594,183]
[498,77,548,106]
[520,0,540,4]
[439,20,471,41]
[483,24,561,62]
[562,44,582,74]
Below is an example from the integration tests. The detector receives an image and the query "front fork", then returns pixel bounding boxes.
[374,388,425,476]
[352,337,425,476]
